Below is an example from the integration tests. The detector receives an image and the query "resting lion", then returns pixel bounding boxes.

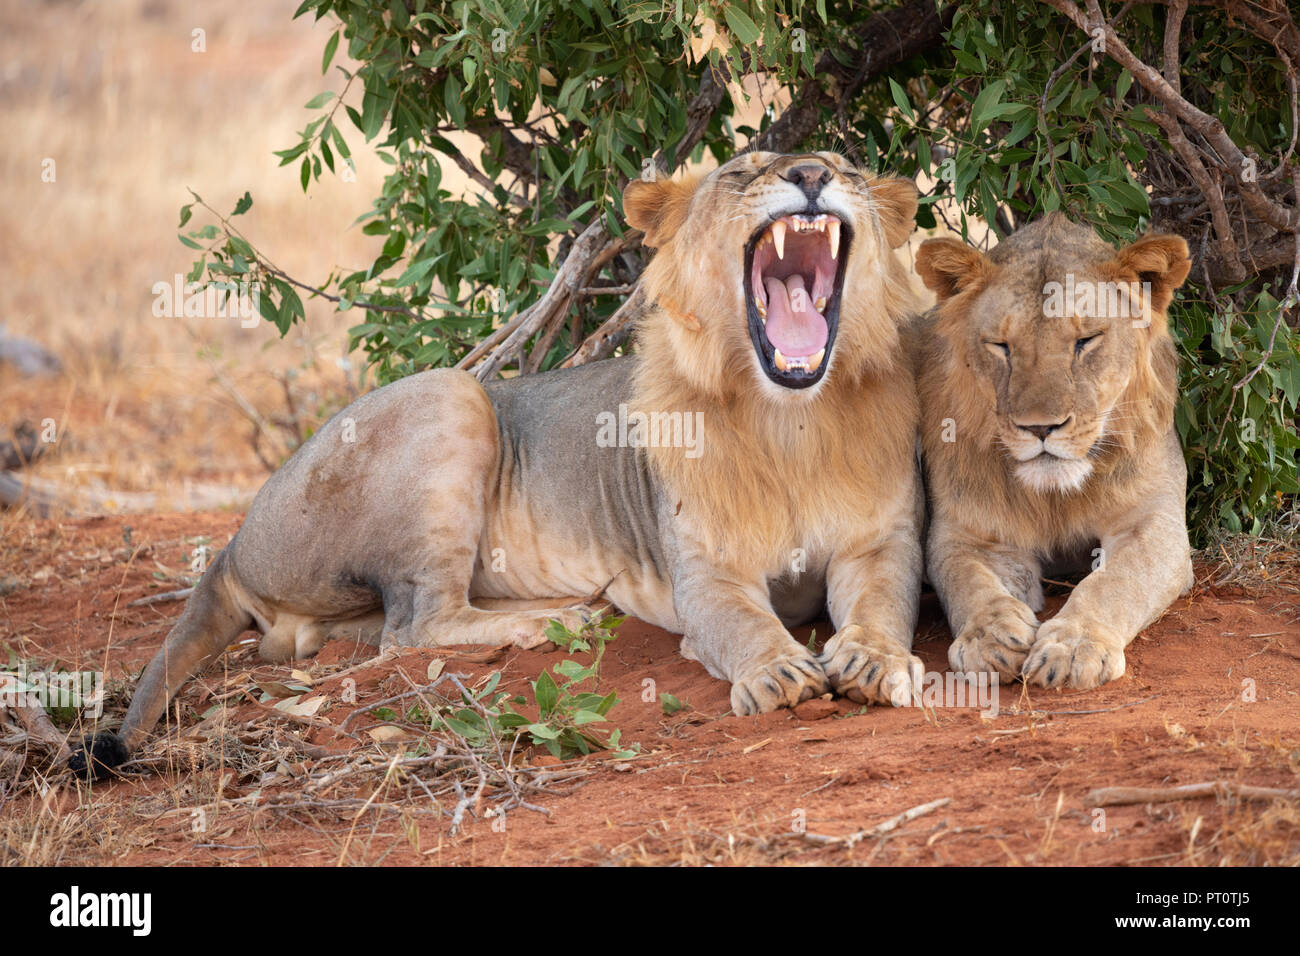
[911,214,1193,690]
[74,151,925,777]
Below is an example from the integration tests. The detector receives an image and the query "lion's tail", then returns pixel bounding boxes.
[70,547,252,780]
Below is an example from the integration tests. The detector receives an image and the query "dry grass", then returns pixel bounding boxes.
[0,0,401,509]
[1200,511,1300,595]
[0,646,601,866]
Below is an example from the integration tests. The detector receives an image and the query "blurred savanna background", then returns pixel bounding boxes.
[0,0,391,514]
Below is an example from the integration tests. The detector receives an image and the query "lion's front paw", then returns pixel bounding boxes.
[729,645,829,716]
[1020,617,1125,689]
[819,625,923,707]
[949,597,1040,683]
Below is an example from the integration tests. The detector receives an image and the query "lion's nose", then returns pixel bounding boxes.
[1016,417,1071,440]
[780,163,833,200]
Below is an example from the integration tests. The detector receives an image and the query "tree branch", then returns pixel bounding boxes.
[752,0,953,154]
[1044,0,1299,235]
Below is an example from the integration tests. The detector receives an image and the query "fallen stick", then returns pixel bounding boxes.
[127,587,194,608]
[1085,782,1300,807]
[1006,694,1160,718]
[0,697,72,763]
[802,797,952,847]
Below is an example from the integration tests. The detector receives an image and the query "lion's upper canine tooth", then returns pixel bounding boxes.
[807,348,826,373]
[771,220,786,259]
[827,220,840,260]
[773,348,789,371]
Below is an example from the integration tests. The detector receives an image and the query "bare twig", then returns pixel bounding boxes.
[126,587,194,608]
[1085,781,1300,807]
[1005,694,1160,718]
[800,797,952,847]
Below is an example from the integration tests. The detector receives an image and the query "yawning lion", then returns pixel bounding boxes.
[74,151,924,777]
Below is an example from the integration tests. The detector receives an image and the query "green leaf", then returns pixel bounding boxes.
[526,722,560,741]
[534,670,558,717]
[392,256,438,287]
[230,191,253,216]
[274,141,309,165]
[227,236,255,259]
[660,693,686,715]
[321,30,339,75]
[1115,68,1132,101]
[360,70,393,141]
[443,74,465,128]
[888,78,915,122]
[970,79,1007,133]
[723,6,762,45]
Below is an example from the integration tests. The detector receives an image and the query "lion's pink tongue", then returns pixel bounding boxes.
[763,275,827,357]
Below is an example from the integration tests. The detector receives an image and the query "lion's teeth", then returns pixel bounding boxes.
[771,220,786,259]
[807,348,825,373]
[815,296,827,312]
[827,220,840,260]
[773,348,789,371]
[757,299,767,320]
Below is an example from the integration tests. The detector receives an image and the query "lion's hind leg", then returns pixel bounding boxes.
[392,597,598,651]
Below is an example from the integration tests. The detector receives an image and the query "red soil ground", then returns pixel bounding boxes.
[2,512,1298,865]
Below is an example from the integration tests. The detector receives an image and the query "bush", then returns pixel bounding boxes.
[175,0,1300,541]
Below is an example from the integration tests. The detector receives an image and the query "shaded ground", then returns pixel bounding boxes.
[2,512,1299,865]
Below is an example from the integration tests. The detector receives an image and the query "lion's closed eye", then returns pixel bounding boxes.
[1074,333,1102,355]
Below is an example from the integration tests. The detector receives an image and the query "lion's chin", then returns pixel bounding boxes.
[1013,455,1093,494]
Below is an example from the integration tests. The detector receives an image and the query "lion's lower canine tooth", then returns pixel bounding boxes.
[808,348,825,372]
[773,348,789,371]
[757,300,767,319]
[771,220,786,259]
[815,296,827,312]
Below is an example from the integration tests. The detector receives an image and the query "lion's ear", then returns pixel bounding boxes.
[622,175,698,248]
[915,237,991,300]
[868,177,919,248]
[1113,233,1191,314]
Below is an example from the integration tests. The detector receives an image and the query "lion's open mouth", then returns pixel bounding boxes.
[745,212,851,388]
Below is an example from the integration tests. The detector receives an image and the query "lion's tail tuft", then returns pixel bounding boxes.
[68,731,130,781]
